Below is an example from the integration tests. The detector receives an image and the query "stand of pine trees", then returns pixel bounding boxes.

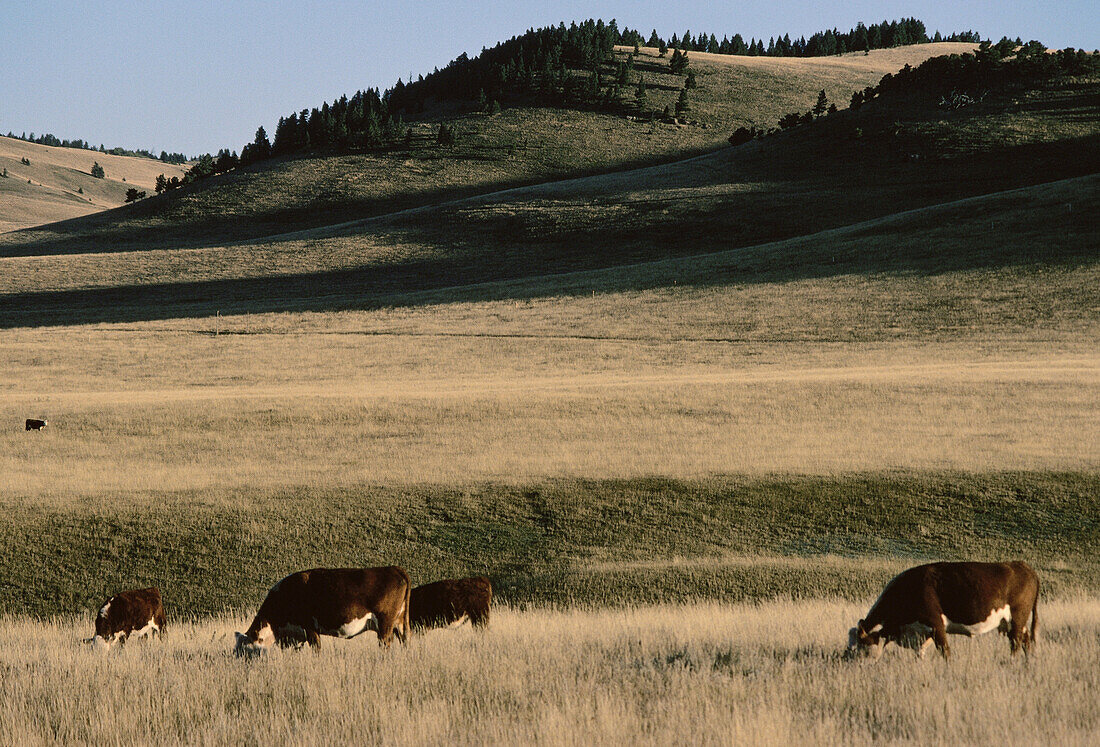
[617,18,980,60]
[739,40,1097,144]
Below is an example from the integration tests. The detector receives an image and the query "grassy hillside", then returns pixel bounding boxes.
[0,44,972,253]
[0,136,188,233]
[0,473,1096,616]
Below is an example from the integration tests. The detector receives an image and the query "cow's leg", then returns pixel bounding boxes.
[1008,604,1031,655]
[374,613,396,647]
[932,623,951,660]
[393,617,408,645]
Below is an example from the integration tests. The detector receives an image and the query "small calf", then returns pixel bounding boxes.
[88,588,167,651]
[410,576,492,631]
[25,418,47,431]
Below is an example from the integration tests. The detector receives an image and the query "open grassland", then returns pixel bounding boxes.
[2,599,1099,745]
[0,136,188,232]
[0,172,1096,615]
[1,338,1097,493]
[0,44,971,252]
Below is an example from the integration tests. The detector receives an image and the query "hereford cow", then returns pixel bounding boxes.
[848,561,1039,660]
[25,418,47,431]
[410,576,492,631]
[88,588,167,651]
[234,566,410,657]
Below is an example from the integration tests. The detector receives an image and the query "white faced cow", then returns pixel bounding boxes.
[849,561,1039,660]
[234,567,410,657]
[88,588,167,651]
[410,576,492,631]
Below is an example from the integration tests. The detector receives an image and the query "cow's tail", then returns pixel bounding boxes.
[1029,592,1039,647]
[399,568,411,645]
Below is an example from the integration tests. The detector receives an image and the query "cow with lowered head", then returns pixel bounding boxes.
[410,576,492,631]
[849,561,1039,660]
[234,566,410,657]
[88,587,167,651]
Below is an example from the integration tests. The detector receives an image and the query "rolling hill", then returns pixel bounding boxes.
[0,43,1095,328]
[0,137,188,233]
[0,43,973,254]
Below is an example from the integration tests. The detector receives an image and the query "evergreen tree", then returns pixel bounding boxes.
[685,70,697,89]
[155,174,167,193]
[675,86,690,117]
[634,76,648,109]
[90,161,105,178]
[813,89,829,117]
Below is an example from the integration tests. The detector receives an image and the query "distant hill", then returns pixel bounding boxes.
[0,43,973,252]
[0,137,188,233]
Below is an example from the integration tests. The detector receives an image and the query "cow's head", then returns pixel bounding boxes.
[847,619,885,659]
[88,634,116,652]
[234,624,274,658]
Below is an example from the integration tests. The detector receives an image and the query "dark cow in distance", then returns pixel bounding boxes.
[410,576,492,631]
[88,588,167,651]
[849,561,1039,660]
[235,567,410,657]
[25,418,47,431]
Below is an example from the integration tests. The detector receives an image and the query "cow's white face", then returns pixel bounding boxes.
[234,624,274,658]
[848,620,885,660]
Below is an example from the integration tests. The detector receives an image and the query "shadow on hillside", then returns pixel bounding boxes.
[1,172,1095,329]
[0,141,724,259]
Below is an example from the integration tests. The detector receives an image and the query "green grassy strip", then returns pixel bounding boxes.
[0,472,1095,616]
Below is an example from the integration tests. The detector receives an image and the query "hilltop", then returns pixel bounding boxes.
[0,137,188,233]
[0,43,972,252]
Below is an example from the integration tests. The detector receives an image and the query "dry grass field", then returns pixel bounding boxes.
[2,599,1098,745]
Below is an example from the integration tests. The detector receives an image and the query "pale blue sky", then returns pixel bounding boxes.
[1,1,1095,156]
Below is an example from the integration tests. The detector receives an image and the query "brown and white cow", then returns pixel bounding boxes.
[25,418,47,431]
[88,588,167,651]
[848,561,1039,660]
[234,566,410,657]
[410,576,492,631]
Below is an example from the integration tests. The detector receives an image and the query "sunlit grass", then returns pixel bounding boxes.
[1,598,1097,745]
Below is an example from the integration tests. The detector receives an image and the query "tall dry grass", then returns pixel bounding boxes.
[1,598,1097,745]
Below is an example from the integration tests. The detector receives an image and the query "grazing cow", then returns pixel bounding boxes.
[848,561,1039,660]
[88,588,167,651]
[234,566,410,657]
[410,576,492,631]
[25,418,47,431]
